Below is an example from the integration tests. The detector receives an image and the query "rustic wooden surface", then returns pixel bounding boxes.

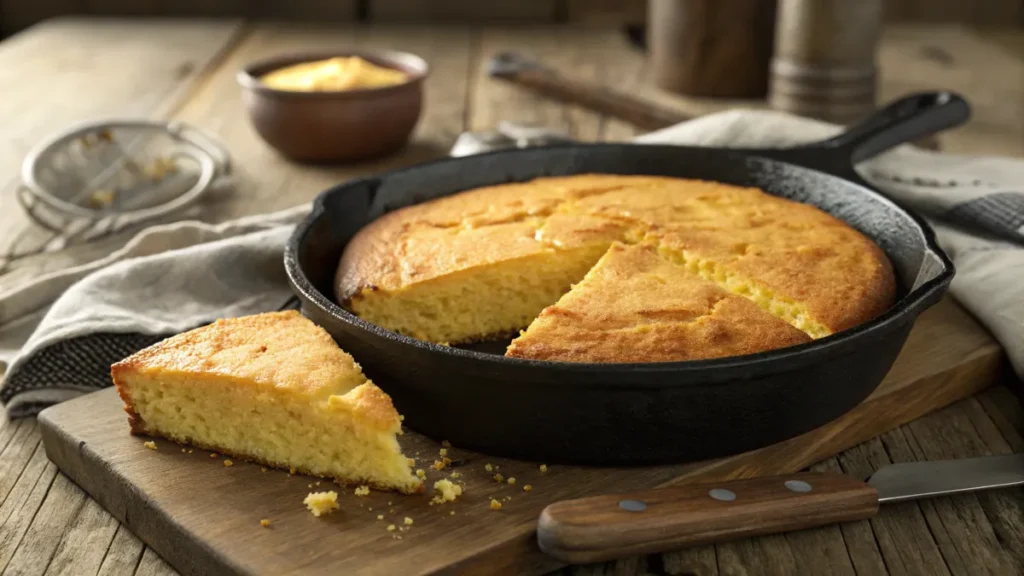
[35,298,1006,575]
[0,17,1021,575]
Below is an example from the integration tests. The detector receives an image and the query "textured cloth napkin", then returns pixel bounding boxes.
[2,110,1022,417]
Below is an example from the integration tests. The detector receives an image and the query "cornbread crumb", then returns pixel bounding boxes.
[406,458,415,466]
[388,501,393,505]
[377,514,384,520]
[389,508,396,514]
[523,484,533,492]
[432,479,463,503]
[432,460,446,470]
[303,491,339,517]
[188,449,193,454]
[209,453,218,458]
[368,507,373,511]
[485,464,493,472]
[449,510,455,516]
[439,448,448,457]
[308,484,313,488]
[442,440,452,448]
[143,441,157,450]
[539,464,548,473]
[400,415,405,421]
[450,471,461,479]
[223,460,233,467]
[494,473,504,483]
[387,524,396,532]
[289,467,296,475]
[404,517,414,526]
[507,477,516,485]
[260,519,270,527]
[490,499,502,511]
[315,481,321,486]
[416,469,426,479]
[354,486,370,497]
[181,448,186,453]
[442,457,452,466]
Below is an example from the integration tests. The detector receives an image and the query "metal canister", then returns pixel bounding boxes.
[769,0,882,124]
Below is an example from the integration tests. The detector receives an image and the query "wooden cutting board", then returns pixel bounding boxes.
[38,297,1003,576]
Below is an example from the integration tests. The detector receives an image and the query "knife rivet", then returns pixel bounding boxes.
[709,488,736,502]
[619,499,647,512]
[785,480,813,493]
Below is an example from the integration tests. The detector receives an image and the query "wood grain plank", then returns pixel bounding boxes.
[836,436,951,576]
[133,547,175,576]
[0,441,58,573]
[977,386,1024,450]
[0,18,244,290]
[901,403,1021,575]
[0,421,43,507]
[3,474,88,576]
[41,492,122,576]
[96,525,145,576]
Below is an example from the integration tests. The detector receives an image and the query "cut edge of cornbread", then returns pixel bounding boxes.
[347,243,613,344]
[654,245,832,339]
[112,311,424,494]
[506,242,813,363]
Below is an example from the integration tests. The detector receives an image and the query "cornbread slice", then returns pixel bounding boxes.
[112,311,423,494]
[337,174,896,360]
[507,243,811,362]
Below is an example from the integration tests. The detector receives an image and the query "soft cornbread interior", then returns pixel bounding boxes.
[336,175,896,362]
[111,311,422,494]
[506,243,812,362]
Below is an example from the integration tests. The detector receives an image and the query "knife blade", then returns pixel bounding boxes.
[869,453,1024,503]
[537,454,1024,564]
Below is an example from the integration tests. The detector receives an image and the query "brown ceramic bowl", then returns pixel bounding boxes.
[237,50,428,163]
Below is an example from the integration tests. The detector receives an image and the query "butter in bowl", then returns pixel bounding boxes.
[237,51,428,163]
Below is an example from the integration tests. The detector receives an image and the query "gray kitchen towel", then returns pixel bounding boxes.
[1,109,1021,416]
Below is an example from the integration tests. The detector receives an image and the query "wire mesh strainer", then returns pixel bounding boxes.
[6,119,231,272]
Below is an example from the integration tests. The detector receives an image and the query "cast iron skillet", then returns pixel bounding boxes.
[286,92,968,466]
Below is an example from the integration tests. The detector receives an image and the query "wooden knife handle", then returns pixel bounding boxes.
[537,471,880,564]
[498,68,692,131]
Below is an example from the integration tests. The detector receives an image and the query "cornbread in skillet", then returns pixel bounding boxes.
[506,243,811,362]
[336,174,895,361]
[112,310,423,493]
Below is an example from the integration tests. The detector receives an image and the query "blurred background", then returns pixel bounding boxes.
[3,0,1024,35]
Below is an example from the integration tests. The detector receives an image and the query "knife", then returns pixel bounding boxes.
[537,454,1024,564]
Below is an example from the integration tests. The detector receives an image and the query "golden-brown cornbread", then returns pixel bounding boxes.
[506,243,811,362]
[112,310,423,493]
[336,175,896,361]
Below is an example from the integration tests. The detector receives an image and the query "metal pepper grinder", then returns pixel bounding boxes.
[769,0,882,124]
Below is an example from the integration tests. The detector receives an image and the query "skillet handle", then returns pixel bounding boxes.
[816,91,970,164]
[537,471,880,565]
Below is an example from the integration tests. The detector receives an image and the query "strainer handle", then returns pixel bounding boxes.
[169,122,232,177]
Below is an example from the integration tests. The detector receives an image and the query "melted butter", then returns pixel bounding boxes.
[260,56,408,92]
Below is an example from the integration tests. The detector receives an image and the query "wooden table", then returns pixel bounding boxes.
[0,17,1022,576]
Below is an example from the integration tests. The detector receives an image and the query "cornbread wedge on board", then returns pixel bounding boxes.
[112,310,422,494]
